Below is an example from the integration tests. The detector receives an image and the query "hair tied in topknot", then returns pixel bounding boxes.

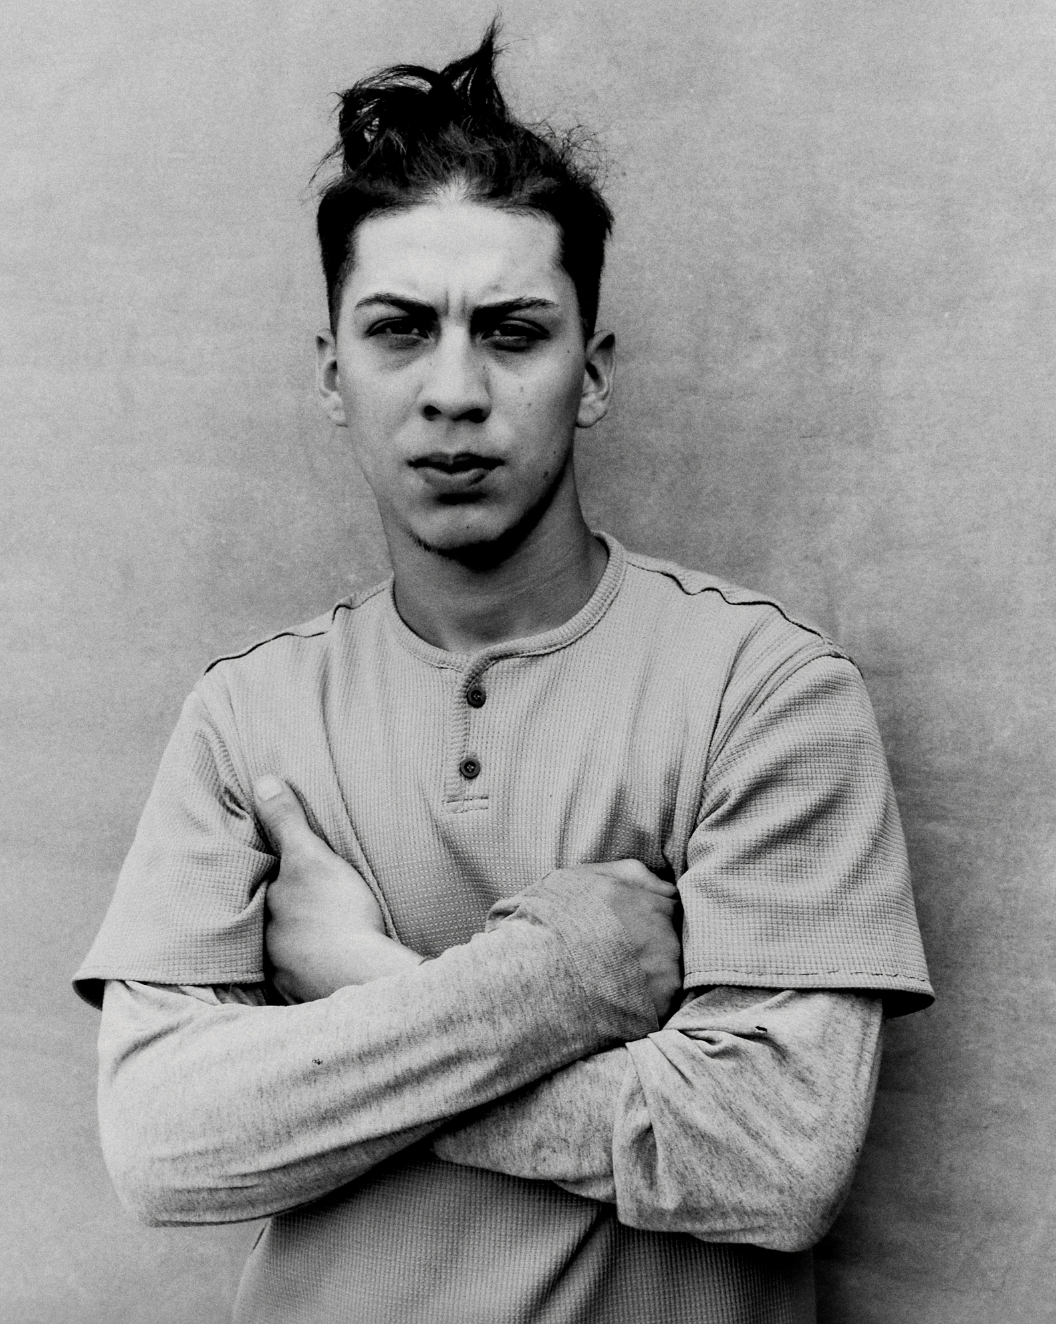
[325,20,508,182]
[315,20,613,335]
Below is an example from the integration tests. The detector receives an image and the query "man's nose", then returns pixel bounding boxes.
[418,329,490,423]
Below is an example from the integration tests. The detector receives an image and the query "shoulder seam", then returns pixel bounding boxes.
[705,587,844,655]
[623,551,845,655]
[203,580,389,674]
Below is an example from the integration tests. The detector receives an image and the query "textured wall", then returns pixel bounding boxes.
[3,2,1054,1321]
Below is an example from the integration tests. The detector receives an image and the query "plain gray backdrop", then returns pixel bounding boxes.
[3,2,1054,1321]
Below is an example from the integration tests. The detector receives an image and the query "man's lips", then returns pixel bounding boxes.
[410,452,502,473]
[409,452,502,492]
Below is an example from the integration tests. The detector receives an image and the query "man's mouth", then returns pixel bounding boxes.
[409,452,502,493]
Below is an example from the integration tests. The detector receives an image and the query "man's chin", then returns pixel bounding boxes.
[401,463,570,571]
[410,524,523,571]
[408,500,554,571]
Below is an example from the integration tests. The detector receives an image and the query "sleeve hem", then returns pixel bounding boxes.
[73,967,266,1010]
[682,965,934,1014]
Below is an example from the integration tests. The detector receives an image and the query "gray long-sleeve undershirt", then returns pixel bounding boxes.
[98,872,882,1254]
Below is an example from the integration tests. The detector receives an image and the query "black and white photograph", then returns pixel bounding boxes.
[2,3,1053,1322]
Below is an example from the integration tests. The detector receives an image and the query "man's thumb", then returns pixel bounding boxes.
[253,776,309,851]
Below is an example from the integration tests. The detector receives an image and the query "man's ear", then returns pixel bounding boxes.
[576,329,616,429]
[316,329,348,428]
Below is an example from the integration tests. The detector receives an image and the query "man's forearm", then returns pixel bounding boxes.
[430,987,883,1252]
[98,876,658,1226]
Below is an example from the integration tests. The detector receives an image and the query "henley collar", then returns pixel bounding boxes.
[383,531,627,671]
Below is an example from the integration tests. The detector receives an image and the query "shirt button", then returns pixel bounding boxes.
[466,685,487,708]
[459,756,481,780]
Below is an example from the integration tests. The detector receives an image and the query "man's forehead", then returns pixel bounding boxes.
[347,200,569,307]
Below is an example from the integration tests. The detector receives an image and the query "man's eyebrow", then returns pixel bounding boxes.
[473,297,560,315]
[353,294,559,314]
[354,294,434,314]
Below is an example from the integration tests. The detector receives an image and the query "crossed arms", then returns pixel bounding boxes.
[97,775,882,1252]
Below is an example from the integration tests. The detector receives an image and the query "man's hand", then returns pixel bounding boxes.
[560,861,683,1023]
[254,776,424,1003]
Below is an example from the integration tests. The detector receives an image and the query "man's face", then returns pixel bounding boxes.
[317,197,612,558]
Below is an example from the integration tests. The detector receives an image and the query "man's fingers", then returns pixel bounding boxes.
[253,776,313,852]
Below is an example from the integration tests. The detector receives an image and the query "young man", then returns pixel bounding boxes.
[77,29,932,1324]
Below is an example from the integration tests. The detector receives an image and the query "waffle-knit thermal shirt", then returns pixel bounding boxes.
[78,534,932,1324]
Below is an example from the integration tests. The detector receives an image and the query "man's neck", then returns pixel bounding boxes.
[387,499,608,655]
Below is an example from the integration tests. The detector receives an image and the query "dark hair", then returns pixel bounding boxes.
[315,23,613,336]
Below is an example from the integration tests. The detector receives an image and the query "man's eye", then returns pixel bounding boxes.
[484,323,545,351]
[369,318,431,345]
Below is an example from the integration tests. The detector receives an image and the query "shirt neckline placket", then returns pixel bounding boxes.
[378,535,628,812]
